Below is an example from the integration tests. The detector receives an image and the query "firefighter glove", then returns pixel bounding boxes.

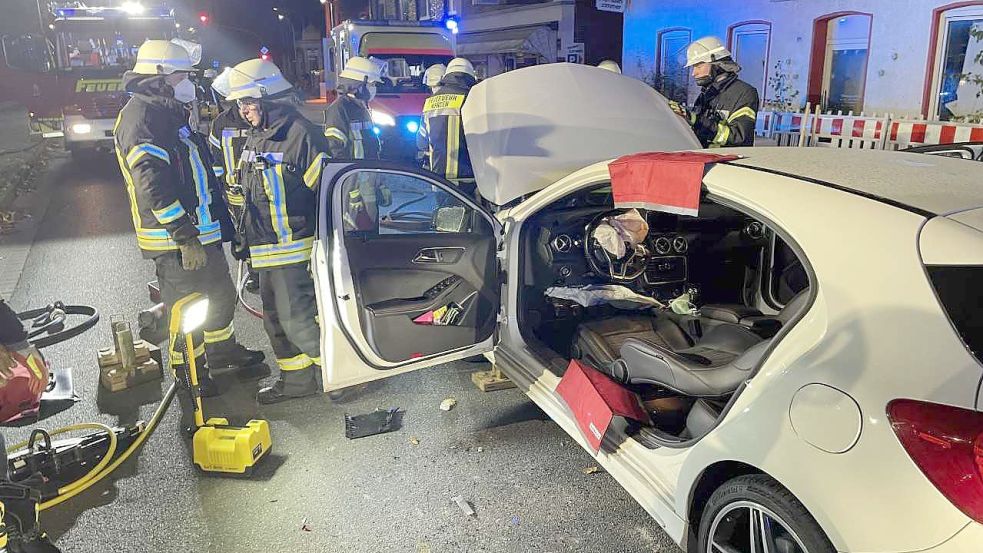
[179,238,209,271]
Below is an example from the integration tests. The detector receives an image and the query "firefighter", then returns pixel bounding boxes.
[419,57,477,193]
[113,40,264,397]
[416,63,446,168]
[677,36,759,148]
[423,63,446,93]
[226,58,331,404]
[207,67,250,219]
[597,60,621,74]
[322,56,382,160]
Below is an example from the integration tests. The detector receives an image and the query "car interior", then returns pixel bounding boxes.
[517,183,811,443]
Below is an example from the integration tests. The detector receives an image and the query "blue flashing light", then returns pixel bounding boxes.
[445,19,458,32]
[405,120,419,134]
[372,126,382,136]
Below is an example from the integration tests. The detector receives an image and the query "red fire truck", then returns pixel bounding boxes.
[0,4,177,156]
[326,19,457,160]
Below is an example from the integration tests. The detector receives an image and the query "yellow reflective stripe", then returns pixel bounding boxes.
[690,112,698,125]
[249,236,315,255]
[310,356,322,366]
[227,191,245,207]
[423,94,465,113]
[170,342,206,364]
[151,200,186,224]
[303,153,327,189]
[181,137,213,226]
[208,133,221,148]
[277,354,314,371]
[250,248,313,269]
[728,107,756,123]
[203,322,234,344]
[25,352,45,380]
[446,116,460,180]
[126,143,170,167]
[711,122,731,147]
[115,144,146,240]
[324,127,348,143]
[221,132,237,185]
[263,165,292,245]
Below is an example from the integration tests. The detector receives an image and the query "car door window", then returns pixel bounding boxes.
[340,171,485,235]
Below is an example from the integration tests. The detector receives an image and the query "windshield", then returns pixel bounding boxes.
[55,20,174,73]
[377,55,453,94]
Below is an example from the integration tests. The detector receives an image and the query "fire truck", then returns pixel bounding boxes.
[0,4,177,156]
[326,19,457,160]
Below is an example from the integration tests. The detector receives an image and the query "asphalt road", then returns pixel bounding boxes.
[1,150,676,552]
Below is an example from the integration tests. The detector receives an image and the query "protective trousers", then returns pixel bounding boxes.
[259,264,321,396]
[153,244,239,372]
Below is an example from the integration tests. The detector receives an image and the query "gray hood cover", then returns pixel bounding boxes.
[461,63,701,205]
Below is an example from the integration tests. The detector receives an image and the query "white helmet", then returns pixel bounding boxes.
[225,58,293,101]
[445,57,475,79]
[132,39,196,75]
[597,60,621,74]
[424,63,446,88]
[685,36,732,67]
[211,66,233,98]
[339,56,384,83]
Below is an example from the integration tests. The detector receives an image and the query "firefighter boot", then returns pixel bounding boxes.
[206,342,270,380]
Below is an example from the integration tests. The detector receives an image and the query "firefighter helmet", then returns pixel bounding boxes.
[424,64,447,88]
[211,66,233,98]
[225,58,293,101]
[597,60,621,74]
[445,57,476,79]
[685,36,732,67]
[339,56,384,84]
[132,40,197,75]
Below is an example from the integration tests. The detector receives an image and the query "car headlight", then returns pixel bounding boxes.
[71,123,92,134]
[371,111,396,127]
[405,120,419,134]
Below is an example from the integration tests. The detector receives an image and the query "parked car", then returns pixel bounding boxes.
[310,64,983,553]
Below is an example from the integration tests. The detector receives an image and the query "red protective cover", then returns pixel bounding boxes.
[608,152,740,217]
[556,359,650,452]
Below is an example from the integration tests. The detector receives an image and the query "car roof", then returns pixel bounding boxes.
[719,147,983,216]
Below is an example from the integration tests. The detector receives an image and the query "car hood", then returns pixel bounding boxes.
[461,63,701,205]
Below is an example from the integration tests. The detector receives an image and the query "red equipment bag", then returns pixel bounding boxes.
[0,346,49,424]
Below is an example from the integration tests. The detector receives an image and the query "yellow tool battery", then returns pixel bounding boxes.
[193,418,272,474]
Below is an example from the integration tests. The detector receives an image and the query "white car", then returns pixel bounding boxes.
[309,65,983,553]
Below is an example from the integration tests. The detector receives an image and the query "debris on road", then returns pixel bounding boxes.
[582,466,603,475]
[510,515,521,526]
[344,407,403,439]
[301,518,313,532]
[439,397,458,411]
[451,495,476,517]
[476,446,484,453]
[409,436,420,445]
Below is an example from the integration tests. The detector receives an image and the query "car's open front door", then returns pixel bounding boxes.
[312,162,501,391]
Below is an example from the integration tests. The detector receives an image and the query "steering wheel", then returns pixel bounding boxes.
[17,302,100,349]
[584,209,651,281]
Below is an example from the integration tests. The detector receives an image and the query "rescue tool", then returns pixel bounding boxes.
[170,294,272,474]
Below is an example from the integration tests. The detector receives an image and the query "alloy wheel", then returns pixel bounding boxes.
[707,500,810,553]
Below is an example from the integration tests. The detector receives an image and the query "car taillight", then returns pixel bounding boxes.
[888,399,983,524]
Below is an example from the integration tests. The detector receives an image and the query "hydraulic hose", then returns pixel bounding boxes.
[236,260,263,319]
[5,382,178,511]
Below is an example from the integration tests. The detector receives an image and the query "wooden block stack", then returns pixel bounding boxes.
[97,340,163,392]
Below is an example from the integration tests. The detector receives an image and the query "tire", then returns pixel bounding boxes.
[697,474,835,553]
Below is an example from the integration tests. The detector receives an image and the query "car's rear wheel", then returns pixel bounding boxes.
[698,475,835,553]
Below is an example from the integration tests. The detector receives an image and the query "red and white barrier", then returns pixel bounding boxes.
[885,119,983,150]
[755,111,774,138]
[809,114,887,150]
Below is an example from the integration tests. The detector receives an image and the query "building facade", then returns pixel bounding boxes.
[622,0,983,121]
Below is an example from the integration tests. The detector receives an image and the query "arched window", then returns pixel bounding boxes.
[924,2,983,121]
[728,21,771,103]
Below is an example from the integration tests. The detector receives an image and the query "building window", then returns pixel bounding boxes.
[928,3,983,121]
[656,28,691,104]
[728,21,771,103]
[807,12,872,114]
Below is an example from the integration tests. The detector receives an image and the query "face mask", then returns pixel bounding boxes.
[173,78,197,104]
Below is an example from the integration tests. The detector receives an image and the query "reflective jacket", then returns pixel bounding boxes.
[113,73,232,259]
[208,105,250,207]
[419,73,475,181]
[691,73,759,148]
[240,103,331,270]
[323,94,380,160]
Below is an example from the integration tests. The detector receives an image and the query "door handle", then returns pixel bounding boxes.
[412,247,465,264]
[413,249,441,263]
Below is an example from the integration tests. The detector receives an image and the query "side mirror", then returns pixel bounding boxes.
[2,34,49,73]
